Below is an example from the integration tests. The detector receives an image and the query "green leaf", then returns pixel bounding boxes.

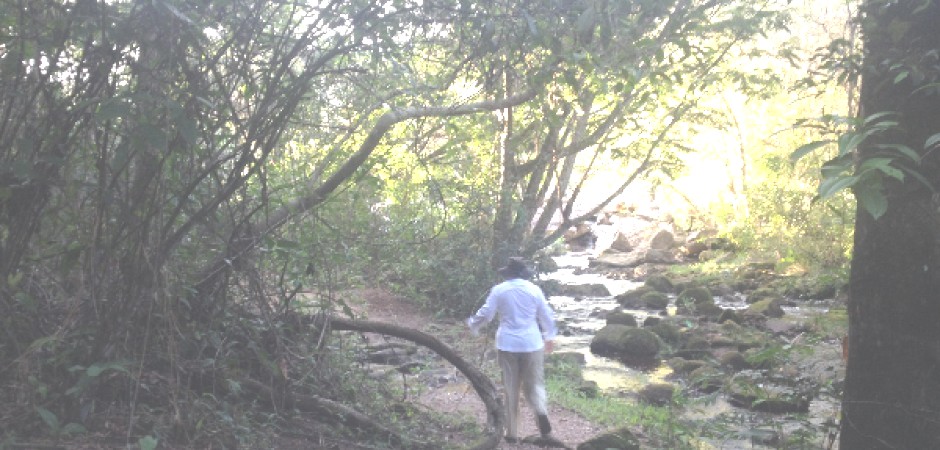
[854,182,888,219]
[139,435,159,450]
[925,132,940,149]
[818,175,858,199]
[873,143,921,162]
[790,140,831,162]
[37,408,60,431]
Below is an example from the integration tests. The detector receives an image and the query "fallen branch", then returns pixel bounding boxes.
[326,316,504,450]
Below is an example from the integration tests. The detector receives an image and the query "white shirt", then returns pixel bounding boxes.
[467,278,557,352]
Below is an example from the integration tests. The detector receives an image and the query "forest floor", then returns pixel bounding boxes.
[349,288,610,450]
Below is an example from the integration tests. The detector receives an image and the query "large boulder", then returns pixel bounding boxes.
[590,325,662,361]
[649,229,676,250]
[640,291,670,309]
[577,427,641,450]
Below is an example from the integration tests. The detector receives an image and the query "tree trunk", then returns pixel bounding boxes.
[840,2,940,448]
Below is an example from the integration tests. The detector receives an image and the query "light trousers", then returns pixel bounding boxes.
[497,349,548,439]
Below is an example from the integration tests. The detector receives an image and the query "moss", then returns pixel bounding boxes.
[606,310,638,327]
[677,286,713,305]
[640,291,670,309]
[644,274,674,293]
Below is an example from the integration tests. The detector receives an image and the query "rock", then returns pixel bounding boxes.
[688,366,724,393]
[648,322,681,345]
[606,310,638,327]
[718,309,741,324]
[577,379,600,398]
[590,325,662,361]
[554,283,611,297]
[677,286,713,305]
[591,250,645,268]
[522,434,572,449]
[644,274,674,293]
[638,383,676,406]
[727,370,816,413]
[577,427,641,450]
[667,357,707,374]
[640,291,670,309]
[745,298,785,319]
[610,231,634,252]
[718,350,751,371]
[649,229,675,250]
[615,286,653,308]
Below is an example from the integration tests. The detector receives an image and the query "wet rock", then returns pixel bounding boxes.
[644,274,674,293]
[606,310,638,327]
[615,286,653,308]
[678,286,713,305]
[640,291,670,309]
[590,325,662,361]
[648,322,681,345]
[577,427,641,450]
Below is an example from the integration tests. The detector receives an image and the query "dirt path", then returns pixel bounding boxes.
[349,288,609,449]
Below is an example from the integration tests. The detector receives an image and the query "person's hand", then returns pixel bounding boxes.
[544,340,554,354]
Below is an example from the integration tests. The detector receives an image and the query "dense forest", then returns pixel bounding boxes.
[1,0,938,448]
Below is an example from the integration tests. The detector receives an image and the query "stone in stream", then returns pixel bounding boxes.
[589,325,662,362]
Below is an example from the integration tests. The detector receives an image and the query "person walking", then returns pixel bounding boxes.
[467,257,558,443]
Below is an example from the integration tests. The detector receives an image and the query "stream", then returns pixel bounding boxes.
[540,225,842,449]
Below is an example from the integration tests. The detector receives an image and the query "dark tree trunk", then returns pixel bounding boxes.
[840,2,940,448]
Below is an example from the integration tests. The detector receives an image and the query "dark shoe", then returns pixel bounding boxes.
[537,414,552,436]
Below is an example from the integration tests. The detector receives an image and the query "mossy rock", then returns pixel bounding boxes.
[638,383,676,406]
[615,286,654,308]
[590,325,662,360]
[577,427,641,450]
[718,309,741,324]
[642,316,661,327]
[745,298,785,318]
[577,379,600,398]
[667,357,707,374]
[644,274,674,293]
[718,350,751,371]
[606,310,638,327]
[640,291,670,309]
[589,324,634,356]
[649,322,681,345]
[678,286,713,305]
